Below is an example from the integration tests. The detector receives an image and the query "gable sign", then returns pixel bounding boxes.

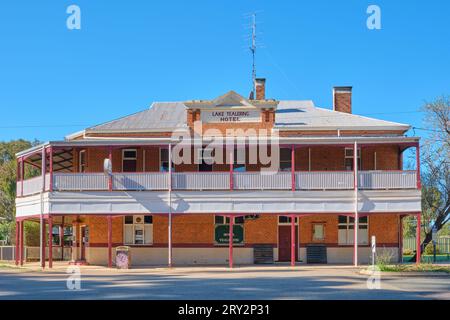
[201,110,261,123]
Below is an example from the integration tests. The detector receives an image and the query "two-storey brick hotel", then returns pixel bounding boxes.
[14,80,422,268]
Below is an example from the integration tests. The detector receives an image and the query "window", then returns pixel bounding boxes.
[279,148,292,172]
[123,215,153,245]
[312,223,325,241]
[215,216,244,225]
[198,148,214,172]
[160,148,174,172]
[338,216,368,245]
[233,148,246,172]
[122,149,137,172]
[278,216,298,224]
[344,148,361,171]
[79,150,86,173]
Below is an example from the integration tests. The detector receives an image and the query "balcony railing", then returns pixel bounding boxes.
[296,171,354,190]
[17,170,418,196]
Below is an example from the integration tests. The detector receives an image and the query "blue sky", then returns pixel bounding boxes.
[0,0,448,142]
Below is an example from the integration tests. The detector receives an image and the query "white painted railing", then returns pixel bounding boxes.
[53,173,109,191]
[18,170,418,194]
[233,172,291,190]
[21,175,44,196]
[113,173,169,191]
[296,171,354,190]
[172,172,230,190]
[358,170,417,189]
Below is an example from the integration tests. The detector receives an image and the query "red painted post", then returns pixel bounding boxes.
[416,213,421,264]
[229,149,234,190]
[41,218,46,269]
[416,143,421,189]
[49,146,53,192]
[291,145,295,191]
[108,148,113,191]
[107,215,113,268]
[290,215,296,266]
[15,221,19,266]
[20,157,24,197]
[353,141,359,267]
[48,216,53,268]
[229,216,233,269]
[60,216,65,261]
[19,220,24,266]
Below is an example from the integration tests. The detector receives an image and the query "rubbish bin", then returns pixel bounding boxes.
[115,246,131,269]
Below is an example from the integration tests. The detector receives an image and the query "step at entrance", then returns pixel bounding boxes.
[306,244,327,264]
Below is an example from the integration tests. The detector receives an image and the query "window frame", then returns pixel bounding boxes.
[279,148,292,172]
[159,148,174,172]
[344,147,361,171]
[78,149,87,173]
[338,215,369,245]
[122,149,137,173]
[123,215,153,245]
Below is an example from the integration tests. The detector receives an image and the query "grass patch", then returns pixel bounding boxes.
[0,262,20,269]
[376,264,450,273]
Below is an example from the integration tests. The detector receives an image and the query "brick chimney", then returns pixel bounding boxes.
[333,86,352,113]
[255,78,266,100]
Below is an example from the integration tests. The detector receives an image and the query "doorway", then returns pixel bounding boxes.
[277,217,298,262]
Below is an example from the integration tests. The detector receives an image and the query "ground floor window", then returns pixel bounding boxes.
[338,216,368,245]
[214,215,244,245]
[124,215,153,245]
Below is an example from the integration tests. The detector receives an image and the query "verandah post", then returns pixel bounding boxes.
[229,215,234,269]
[353,141,359,267]
[291,145,295,191]
[416,213,421,264]
[48,215,53,268]
[107,215,112,268]
[168,143,173,268]
[15,220,19,266]
[416,143,421,189]
[60,216,65,261]
[19,220,24,266]
[108,147,113,191]
[290,215,296,267]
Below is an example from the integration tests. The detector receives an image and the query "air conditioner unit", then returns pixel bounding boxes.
[134,216,144,224]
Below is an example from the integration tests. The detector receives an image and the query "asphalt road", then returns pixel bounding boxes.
[0,265,449,300]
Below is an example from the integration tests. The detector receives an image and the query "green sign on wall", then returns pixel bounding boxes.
[215,225,244,245]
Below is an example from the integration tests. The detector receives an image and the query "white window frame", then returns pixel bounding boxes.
[312,223,325,241]
[123,215,153,245]
[122,149,137,172]
[159,148,174,172]
[79,150,87,173]
[344,147,361,171]
[338,216,369,245]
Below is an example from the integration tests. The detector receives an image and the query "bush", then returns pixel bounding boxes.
[376,247,396,269]
[424,243,440,255]
[403,248,414,256]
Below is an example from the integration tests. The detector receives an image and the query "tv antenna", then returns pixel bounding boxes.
[250,13,257,98]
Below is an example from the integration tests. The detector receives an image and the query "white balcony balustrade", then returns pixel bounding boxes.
[113,173,169,191]
[18,170,418,194]
[296,171,354,190]
[172,172,230,190]
[53,173,109,191]
[233,172,291,190]
[358,170,417,189]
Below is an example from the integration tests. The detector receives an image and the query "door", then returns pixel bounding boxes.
[278,225,298,262]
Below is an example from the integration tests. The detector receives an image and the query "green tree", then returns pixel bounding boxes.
[0,140,40,243]
[417,96,450,257]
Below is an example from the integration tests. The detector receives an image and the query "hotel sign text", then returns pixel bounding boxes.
[201,110,261,123]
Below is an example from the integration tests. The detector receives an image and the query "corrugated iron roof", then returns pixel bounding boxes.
[83,99,410,134]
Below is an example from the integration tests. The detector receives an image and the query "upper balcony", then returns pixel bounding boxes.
[15,137,421,197]
[16,170,418,196]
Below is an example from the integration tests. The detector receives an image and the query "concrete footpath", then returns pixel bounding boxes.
[0,263,449,300]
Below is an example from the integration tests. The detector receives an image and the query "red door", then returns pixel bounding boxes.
[278,225,298,262]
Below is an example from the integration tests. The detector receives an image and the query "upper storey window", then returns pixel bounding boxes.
[344,148,361,171]
[79,150,86,173]
[122,149,137,172]
[279,148,292,172]
[160,148,174,172]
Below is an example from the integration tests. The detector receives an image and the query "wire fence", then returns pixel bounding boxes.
[403,238,450,254]
[0,246,72,262]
